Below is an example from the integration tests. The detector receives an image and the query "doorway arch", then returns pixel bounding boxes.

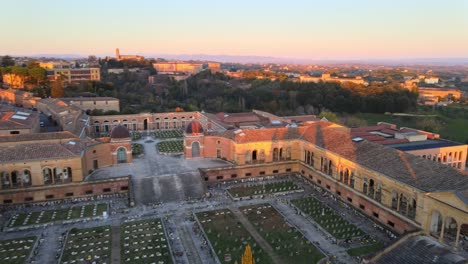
[117,147,127,163]
[192,142,200,157]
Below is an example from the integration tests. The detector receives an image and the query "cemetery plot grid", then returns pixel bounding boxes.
[153,130,183,139]
[60,225,111,264]
[196,209,273,264]
[291,197,364,240]
[0,236,36,264]
[157,141,184,154]
[240,203,325,264]
[7,203,108,228]
[228,180,302,198]
[121,218,172,264]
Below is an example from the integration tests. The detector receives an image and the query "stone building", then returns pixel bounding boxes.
[187,121,467,250]
[62,97,120,112]
[0,126,132,204]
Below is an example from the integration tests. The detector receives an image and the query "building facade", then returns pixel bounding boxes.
[46,68,101,83]
[184,121,467,250]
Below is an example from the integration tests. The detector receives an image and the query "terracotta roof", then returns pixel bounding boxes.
[62,97,118,102]
[0,143,80,163]
[0,131,76,144]
[213,122,468,194]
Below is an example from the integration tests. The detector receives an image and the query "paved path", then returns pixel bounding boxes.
[273,200,357,264]
[174,214,204,264]
[111,225,121,264]
[230,207,283,264]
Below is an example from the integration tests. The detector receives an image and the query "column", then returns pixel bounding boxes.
[454,224,461,251]
[439,217,446,243]
[396,194,401,212]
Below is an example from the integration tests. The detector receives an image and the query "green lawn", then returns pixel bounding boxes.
[292,197,364,240]
[196,209,273,264]
[8,203,108,227]
[157,140,184,153]
[61,226,111,264]
[121,218,172,264]
[153,130,183,139]
[347,242,384,256]
[241,204,325,264]
[228,181,301,198]
[0,236,36,264]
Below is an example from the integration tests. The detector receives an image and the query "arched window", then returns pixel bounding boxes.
[285,148,291,160]
[63,167,72,182]
[344,169,349,184]
[399,194,408,215]
[362,178,368,195]
[391,191,398,209]
[252,150,257,161]
[54,167,62,184]
[259,150,265,161]
[43,168,53,185]
[369,179,375,198]
[328,160,333,176]
[117,147,127,163]
[192,142,200,158]
[273,148,279,161]
[350,172,355,188]
[1,171,10,189]
[22,169,32,187]
[11,170,19,187]
[279,148,283,160]
[375,183,382,202]
[245,151,252,163]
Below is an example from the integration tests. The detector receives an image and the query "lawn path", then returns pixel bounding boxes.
[230,207,283,264]
[111,225,121,264]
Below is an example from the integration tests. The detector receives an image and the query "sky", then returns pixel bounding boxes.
[1,0,467,60]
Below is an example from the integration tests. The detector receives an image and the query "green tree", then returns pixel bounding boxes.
[28,67,47,86]
[318,111,340,123]
[51,76,65,98]
[1,55,15,67]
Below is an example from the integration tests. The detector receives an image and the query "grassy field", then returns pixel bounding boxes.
[292,197,364,240]
[196,209,273,264]
[153,130,183,139]
[121,218,172,264]
[132,143,144,155]
[8,203,107,227]
[227,181,301,198]
[240,204,325,264]
[0,236,36,264]
[157,140,184,153]
[61,225,111,264]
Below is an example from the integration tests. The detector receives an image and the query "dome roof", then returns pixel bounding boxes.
[186,121,204,134]
[110,125,130,139]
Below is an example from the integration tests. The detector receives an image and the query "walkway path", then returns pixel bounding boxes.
[174,214,204,264]
[273,200,357,263]
[111,225,121,264]
[230,207,283,264]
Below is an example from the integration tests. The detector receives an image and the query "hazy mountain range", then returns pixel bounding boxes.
[21,53,468,66]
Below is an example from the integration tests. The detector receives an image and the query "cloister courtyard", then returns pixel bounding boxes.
[0,134,465,264]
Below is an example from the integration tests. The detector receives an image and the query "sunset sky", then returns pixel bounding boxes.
[1,0,467,59]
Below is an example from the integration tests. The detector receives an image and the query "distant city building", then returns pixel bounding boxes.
[62,97,120,112]
[424,77,440,84]
[351,122,467,170]
[299,73,368,85]
[1,73,25,88]
[39,61,71,69]
[153,62,203,74]
[417,87,462,103]
[207,62,221,73]
[115,48,145,61]
[46,68,101,83]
